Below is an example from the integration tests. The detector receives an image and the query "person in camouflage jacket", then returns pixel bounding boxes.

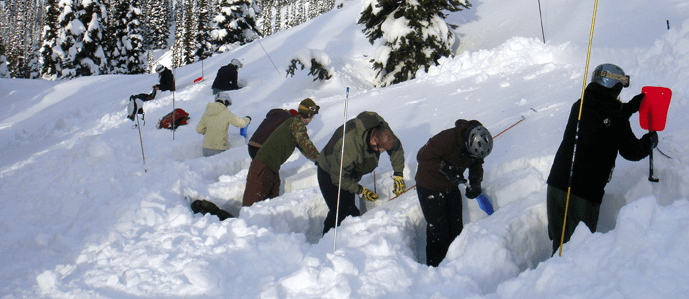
[317,111,406,235]
[242,98,320,207]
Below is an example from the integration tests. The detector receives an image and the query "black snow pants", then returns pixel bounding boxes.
[319,167,360,236]
[416,184,463,267]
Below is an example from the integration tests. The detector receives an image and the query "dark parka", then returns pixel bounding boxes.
[415,119,484,192]
[157,68,175,91]
[547,83,655,203]
[317,111,405,194]
[212,64,239,91]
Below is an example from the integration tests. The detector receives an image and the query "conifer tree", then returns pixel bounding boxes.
[56,0,80,78]
[144,0,170,50]
[194,0,214,60]
[40,0,62,79]
[358,0,471,86]
[110,0,146,74]
[210,0,259,52]
[74,0,108,76]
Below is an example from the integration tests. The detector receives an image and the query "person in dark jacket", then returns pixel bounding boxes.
[248,108,298,159]
[317,112,406,235]
[154,65,175,92]
[415,120,493,267]
[242,98,320,207]
[212,59,242,94]
[547,63,658,255]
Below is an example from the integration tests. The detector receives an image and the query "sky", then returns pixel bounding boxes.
[1,0,689,298]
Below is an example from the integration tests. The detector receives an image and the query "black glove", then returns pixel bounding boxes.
[439,161,466,185]
[465,184,482,199]
[643,131,658,150]
[622,93,644,117]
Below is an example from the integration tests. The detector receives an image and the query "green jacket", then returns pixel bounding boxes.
[317,111,405,194]
[255,117,319,173]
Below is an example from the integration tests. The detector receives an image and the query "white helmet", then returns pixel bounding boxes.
[466,124,493,159]
[155,64,165,73]
[230,58,243,68]
[215,92,232,106]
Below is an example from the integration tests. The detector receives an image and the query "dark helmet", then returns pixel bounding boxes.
[466,124,493,159]
[592,63,629,88]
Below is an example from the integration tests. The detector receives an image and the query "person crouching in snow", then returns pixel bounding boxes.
[415,120,493,267]
[196,92,251,157]
[547,63,658,255]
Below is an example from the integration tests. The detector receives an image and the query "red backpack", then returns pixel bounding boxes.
[157,108,190,130]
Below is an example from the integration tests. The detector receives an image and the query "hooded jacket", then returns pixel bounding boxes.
[317,111,405,194]
[196,102,250,151]
[415,119,484,192]
[547,83,654,203]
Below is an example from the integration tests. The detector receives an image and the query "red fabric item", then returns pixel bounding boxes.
[158,108,190,129]
[640,86,672,131]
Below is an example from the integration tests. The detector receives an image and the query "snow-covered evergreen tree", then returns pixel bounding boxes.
[40,0,62,80]
[2,0,40,78]
[74,0,108,76]
[56,0,81,78]
[358,0,471,87]
[109,0,146,74]
[143,0,170,50]
[182,0,197,65]
[194,0,214,61]
[210,0,259,53]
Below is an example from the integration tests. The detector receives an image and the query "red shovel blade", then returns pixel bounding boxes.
[193,76,203,83]
[639,86,672,131]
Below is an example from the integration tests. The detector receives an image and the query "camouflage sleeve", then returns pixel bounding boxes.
[290,119,319,161]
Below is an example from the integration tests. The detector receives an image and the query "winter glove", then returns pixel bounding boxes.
[439,161,467,185]
[359,186,379,202]
[465,183,482,199]
[392,176,406,196]
[622,93,645,117]
[643,131,659,150]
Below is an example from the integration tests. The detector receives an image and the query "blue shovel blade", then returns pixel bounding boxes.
[477,194,494,215]
[240,126,248,138]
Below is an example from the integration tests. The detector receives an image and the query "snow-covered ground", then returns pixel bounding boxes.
[2,0,689,298]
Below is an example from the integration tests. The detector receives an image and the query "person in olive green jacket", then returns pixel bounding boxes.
[317,111,406,235]
[242,98,320,207]
[196,92,251,157]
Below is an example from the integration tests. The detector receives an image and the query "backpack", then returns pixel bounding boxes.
[127,96,145,121]
[127,90,156,122]
[157,108,190,130]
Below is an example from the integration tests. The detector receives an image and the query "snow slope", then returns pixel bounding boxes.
[1,0,689,298]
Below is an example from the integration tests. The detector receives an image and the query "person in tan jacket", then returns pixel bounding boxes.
[196,92,251,157]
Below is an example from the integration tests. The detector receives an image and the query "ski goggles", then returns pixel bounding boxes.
[600,70,630,87]
[299,104,320,114]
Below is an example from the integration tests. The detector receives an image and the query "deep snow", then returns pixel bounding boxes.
[1,0,689,298]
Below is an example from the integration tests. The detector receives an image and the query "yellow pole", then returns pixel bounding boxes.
[559,0,599,257]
